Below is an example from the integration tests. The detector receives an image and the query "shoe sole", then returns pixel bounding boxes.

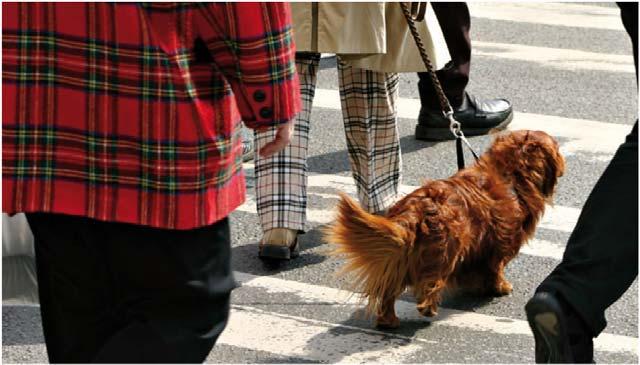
[415,112,514,141]
[258,240,300,260]
[525,295,574,363]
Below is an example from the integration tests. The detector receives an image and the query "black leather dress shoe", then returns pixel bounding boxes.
[415,93,513,141]
[525,292,594,364]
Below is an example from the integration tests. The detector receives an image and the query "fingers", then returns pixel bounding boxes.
[257,120,294,158]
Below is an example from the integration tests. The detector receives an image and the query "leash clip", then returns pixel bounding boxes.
[446,111,463,138]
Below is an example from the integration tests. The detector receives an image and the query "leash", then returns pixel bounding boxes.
[400,2,479,170]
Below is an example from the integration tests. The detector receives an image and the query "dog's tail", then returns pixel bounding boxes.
[325,193,412,315]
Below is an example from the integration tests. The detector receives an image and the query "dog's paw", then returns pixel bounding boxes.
[417,303,438,317]
[375,315,400,329]
[493,280,513,296]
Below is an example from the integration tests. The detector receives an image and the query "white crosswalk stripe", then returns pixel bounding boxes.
[468,2,625,31]
[473,40,634,73]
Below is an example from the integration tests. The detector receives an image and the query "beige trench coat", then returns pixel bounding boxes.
[291,2,449,72]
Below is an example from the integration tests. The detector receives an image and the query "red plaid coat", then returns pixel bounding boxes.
[3,3,300,229]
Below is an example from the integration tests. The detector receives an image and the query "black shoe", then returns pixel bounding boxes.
[416,93,513,141]
[525,292,594,364]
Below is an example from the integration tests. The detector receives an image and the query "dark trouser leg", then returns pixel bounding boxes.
[536,122,638,336]
[27,213,235,363]
[536,2,638,337]
[417,2,471,109]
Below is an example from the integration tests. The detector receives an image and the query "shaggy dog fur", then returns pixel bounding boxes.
[326,130,565,328]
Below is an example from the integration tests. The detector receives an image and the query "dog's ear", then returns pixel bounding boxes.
[518,132,564,198]
[541,143,564,197]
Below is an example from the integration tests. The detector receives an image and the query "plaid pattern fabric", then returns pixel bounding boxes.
[254,54,400,232]
[254,54,318,232]
[3,3,300,230]
[338,60,401,214]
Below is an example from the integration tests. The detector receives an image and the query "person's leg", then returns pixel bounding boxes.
[28,213,122,363]
[538,123,638,334]
[526,122,638,363]
[253,53,320,259]
[337,59,401,214]
[418,2,471,110]
[92,217,234,363]
[415,2,512,141]
[526,4,638,362]
[27,213,234,363]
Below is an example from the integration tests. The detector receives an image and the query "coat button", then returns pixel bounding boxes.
[253,90,266,102]
[259,107,273,119]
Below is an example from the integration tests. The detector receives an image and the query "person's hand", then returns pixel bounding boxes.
[257,119,295,158]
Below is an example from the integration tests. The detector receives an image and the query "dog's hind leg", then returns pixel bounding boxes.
[375,297,400,329]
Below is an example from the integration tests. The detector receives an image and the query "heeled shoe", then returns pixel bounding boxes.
[258,228,300,260]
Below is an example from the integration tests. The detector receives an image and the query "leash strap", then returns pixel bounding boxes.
[400,2,481,171]
[456,134,480,170]
[456,137,465,170]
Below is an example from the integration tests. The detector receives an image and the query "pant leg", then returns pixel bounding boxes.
[254,53,320,233]
[337,58,401,213]
[27,213,234,363]
[536,122,638,336]
[418,2,471,109]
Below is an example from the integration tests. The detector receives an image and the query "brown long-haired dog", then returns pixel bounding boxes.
[326,130,565,329]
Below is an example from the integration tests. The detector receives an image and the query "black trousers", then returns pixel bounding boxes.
[26,213,235,363]
[536,122,638,336]
[536,3,639,337]
[417,2,471,110]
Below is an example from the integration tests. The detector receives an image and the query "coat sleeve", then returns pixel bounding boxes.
[194,3,300,129]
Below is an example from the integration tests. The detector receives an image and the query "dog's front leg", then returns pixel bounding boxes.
[375,297,400,329]
[415,280,445,317]
[485,246,519,296]
[488,262,513,296]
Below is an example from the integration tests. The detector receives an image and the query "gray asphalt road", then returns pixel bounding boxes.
[3,3,638,364]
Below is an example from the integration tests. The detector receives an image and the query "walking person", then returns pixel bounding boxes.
[2,3,299,362]
[253,3,449,259]
[525,2,638,363]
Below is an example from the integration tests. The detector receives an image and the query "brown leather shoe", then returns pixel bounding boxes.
[258,228,300,260]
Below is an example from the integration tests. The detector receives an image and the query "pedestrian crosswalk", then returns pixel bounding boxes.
[2,2,637,364]
[211,272,638,363]
[221,108,637,361]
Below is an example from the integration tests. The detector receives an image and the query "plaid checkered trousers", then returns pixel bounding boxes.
[254,54,401,232]
[3,3,300,229]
